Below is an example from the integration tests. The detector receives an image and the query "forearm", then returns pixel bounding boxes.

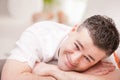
[32,62,120,80]
[51,69,120,80]
[65,70,120,80]
[64,71,106,80]
[51,70,106,80]
[32,63,106,80]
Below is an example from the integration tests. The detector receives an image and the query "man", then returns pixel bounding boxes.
[1,15,120,80]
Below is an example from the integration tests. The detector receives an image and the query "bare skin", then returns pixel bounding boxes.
[1,60,56,80]
[2,59,117,80]
[32,61,118,80]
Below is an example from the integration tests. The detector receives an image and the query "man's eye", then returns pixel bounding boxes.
[74,43,79,50]
[84,56,90,62]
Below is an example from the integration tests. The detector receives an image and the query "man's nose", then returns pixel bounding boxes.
[71,51,82,64]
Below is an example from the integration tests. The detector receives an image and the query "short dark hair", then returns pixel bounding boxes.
[79,15,120,56]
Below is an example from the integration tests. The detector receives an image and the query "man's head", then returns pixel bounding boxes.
[80,15,119,56]
[57,15,120,71]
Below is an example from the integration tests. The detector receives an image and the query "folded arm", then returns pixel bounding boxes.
[57,69,120,80]
[33,62,120,80]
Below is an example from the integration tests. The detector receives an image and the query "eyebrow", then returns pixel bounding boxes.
[88,55,95,61]
[76,40,84,50]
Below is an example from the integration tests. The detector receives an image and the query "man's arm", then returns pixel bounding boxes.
[42,66,120,80]
[51,70,106,80]
[1,60,56,80]
[33,62,120,80]
[53,64,120,80]
[33,62,105,80]
[58,69,120,80]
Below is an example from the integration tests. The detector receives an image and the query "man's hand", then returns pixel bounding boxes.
[33,62,57,76]
[84,61,115,75]
[32,62,71,80]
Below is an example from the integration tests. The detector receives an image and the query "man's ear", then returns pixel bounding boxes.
[68,24,79,36]
[71,24,79,32]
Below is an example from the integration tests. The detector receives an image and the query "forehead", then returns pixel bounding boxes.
[77,28,92,44]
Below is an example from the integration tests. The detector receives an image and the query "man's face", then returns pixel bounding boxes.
[57,28,106,71]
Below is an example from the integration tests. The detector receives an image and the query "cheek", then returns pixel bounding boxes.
[65,43,72,48]
[77,59,92,71]
[64,43,75,53]
[58,53,68,70]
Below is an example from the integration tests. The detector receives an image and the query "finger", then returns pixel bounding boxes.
[102,62,115,67]
[96,65,115,73]
[94,67,109,73]
[98,70,109,75]
[106,65,116,72]
[94,69,110,75]
[102,61,113,65]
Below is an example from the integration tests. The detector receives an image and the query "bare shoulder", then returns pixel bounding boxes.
[3,59,32,72]
[1,59,32,80]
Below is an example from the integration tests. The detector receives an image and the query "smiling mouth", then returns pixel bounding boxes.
[65,54,76,69]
